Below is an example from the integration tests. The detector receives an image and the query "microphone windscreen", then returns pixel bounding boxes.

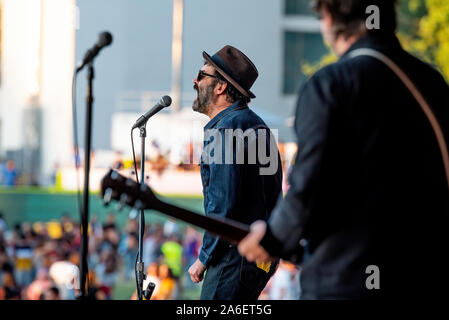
[161,95,172,107]
[98,31,113,47]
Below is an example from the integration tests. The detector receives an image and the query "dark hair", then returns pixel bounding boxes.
[48,287,60,296]
[204,61,251,105]
[313,0,397,38]
[214,71,251,105]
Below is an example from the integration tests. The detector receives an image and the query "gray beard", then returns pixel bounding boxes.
[192,83,215,114]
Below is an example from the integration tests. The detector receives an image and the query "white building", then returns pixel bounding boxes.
[0,0,327,185]
[0,0,76,184]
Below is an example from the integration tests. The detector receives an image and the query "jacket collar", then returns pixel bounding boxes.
[204,100,247,130]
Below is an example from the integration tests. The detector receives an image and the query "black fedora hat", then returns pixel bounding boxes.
[203,45,258,98]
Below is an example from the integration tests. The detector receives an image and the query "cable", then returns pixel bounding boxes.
[72,71,83,213]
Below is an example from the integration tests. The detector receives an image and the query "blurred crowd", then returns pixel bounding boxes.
[0,209,302,300]
[0,138,300,300]
[0,210,205,300]
[0,212,81,300]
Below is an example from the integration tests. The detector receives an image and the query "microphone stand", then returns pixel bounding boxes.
[136,125,147,300]
[79,62,94,299]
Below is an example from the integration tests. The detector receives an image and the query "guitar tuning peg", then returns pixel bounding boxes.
[110,170,119,180]
[117,193,129,211]
[103,188,113,206]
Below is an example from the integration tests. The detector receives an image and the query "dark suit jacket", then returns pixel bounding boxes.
[261,33,449,299]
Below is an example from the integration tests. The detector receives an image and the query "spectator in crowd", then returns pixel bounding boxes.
[153,263,177,300]
[0,244,14,287]
[119,232,138,281]
[144,262,161,298]
[90,215,104,239]
[163,220,178,238]
[103,213,118,231]
[0,212,8,235]
[0,157,4,184]
[87,270,111,300]
[48,253,79,300]
[95,250,118,296]
[26,267,53,300]
[13,234,34,288]
[160,234,183,280]
[0,271,21,300]
[267,261,300,300]
[97,224,120,255]
[142,223,164,267]
[182,227,202,288]
[40,286,60,300]
[1,160,18,186]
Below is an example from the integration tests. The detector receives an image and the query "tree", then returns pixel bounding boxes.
[413,0,449,81]
[303,0,449,82]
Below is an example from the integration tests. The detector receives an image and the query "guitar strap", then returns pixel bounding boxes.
[348,48,449,194]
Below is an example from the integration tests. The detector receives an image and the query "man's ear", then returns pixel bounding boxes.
[215,81,227,95]
[322,6,334,30]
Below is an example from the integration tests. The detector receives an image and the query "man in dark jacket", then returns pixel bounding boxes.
[239,0,449,299]
[187,46,283,299]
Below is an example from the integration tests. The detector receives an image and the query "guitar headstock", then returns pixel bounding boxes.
[100,170,250,244]
[100,169,158,211]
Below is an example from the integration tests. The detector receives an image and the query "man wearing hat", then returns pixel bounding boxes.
[187,45,283,300]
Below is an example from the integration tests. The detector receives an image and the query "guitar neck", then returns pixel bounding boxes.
[152,199,250,244]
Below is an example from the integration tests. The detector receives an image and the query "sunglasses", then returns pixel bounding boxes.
[197,70,221,82]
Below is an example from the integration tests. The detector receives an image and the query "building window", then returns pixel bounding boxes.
[283,31,327,95]
[285,0,315,16]
[282,0,327,95]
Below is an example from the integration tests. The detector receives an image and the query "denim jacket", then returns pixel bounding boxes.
[198,100,282,267]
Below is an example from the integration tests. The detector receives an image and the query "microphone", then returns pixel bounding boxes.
[76,31,113,72]
[132,95,172,129]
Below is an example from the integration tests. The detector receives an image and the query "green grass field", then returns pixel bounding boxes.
[0,186,204,229]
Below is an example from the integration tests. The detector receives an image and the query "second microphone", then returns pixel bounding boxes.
[132,95,172,129]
